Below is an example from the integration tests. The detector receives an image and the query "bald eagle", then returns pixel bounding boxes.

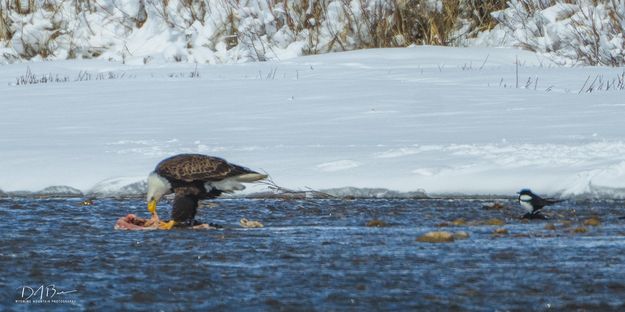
[146,154,267,229]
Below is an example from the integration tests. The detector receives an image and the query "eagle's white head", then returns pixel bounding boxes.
[146,172,172,216]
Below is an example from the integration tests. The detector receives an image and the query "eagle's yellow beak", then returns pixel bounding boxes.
[148,199,158,221]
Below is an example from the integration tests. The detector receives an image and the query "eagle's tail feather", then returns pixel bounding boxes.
[234,173,268,182]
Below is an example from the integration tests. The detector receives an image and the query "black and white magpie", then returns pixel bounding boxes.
[518,189,562,219]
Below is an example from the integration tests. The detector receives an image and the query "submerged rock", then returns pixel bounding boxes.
[583,217,601,227]
[416,231,455,243]
[574,227,588,233]
[544,223,557,231]
[366,219,387,227]
[436,219,464,227]
[453,231,470,240]
[493,228,509,235]
[484,218,505,226]
[452,218,467,226]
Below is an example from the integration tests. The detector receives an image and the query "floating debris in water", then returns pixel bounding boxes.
[583,217,601,227]
[80,199,94,206]
[366,219,387,227]
[416,231,455,243]
[240,218,264,228]
[544,223,557,231]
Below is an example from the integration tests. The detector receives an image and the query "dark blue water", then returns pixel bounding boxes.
[1,197,625,311]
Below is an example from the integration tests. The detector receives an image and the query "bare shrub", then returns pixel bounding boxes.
[566,2,625,66]
[494,0,625,66]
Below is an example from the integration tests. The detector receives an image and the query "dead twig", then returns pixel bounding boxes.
[257,176,335,199]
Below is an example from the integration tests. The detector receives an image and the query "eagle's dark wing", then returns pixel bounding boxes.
[155,154,257,182]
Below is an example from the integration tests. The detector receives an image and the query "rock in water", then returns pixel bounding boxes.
[573,227,587,233]
[416,231,455,243]
[493,228,509,235]
[583,217,601,227]
[484,218,505,226]
[453,231,470,240]
[240,218,264,228]
[366,219,387,227]
[451,218,466,226]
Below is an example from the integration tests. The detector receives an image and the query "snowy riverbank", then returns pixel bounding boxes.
[2,46,625,198]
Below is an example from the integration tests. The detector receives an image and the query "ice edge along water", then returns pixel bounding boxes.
[2,46,625,198]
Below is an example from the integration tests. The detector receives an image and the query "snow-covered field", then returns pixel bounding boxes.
[2,46,625,198]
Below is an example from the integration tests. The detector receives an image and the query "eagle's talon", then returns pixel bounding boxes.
[158,220,176,230]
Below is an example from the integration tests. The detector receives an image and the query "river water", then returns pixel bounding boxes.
[1,198,625,311]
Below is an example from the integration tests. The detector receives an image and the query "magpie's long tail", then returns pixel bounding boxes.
[545,198,564,205]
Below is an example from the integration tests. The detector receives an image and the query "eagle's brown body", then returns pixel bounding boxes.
[150,154,266,225]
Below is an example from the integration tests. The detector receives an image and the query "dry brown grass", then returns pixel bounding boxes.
[0,7,11,41]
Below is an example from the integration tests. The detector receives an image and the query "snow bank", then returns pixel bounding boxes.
[86,177,147,198]
[321,187,428,199]
[2,46,625,198]
[35,186,83,197]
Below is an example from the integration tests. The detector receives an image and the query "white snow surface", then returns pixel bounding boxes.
[2,46,625,197]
